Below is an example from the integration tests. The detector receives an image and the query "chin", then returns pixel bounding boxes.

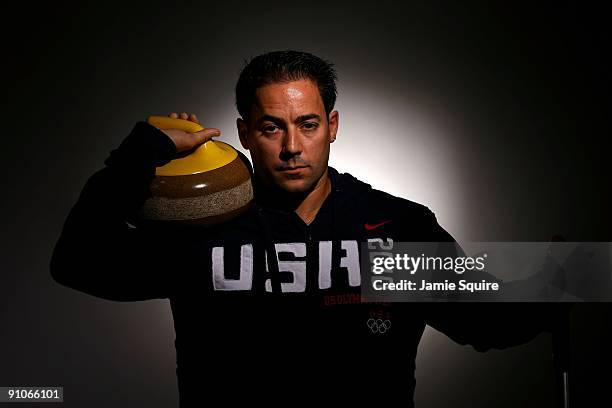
[277,178,312,193]
[281,182,309,193]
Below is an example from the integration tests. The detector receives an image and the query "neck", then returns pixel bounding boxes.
[253,167,332,225]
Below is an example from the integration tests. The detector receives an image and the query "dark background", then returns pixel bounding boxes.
[3,1,611,407]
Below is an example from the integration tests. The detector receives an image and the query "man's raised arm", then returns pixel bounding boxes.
[49,116,219,301]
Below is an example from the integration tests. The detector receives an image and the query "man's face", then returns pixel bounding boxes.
[237,78,338,194]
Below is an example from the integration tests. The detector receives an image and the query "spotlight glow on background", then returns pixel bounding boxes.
[331,83,468,241]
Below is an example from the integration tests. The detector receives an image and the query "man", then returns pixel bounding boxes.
[50,50,559,407]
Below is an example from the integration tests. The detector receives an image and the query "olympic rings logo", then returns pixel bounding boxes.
[367,318,392,334]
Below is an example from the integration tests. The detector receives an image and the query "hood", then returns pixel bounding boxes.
[327,165,372,206]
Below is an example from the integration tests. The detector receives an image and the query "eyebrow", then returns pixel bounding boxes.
[295,113,321,123]
[256,113,322,126]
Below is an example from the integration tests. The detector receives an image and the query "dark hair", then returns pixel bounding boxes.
[235,50,338,121]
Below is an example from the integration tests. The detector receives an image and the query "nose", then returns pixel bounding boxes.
[280,127,302,159]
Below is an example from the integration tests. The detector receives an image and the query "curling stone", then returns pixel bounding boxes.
[137,116,253,227]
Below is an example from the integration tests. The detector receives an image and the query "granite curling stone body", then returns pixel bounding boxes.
[138,116,254,227]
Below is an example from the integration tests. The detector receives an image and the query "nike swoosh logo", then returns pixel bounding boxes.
[364,220,392,230]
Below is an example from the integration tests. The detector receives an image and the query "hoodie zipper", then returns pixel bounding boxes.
[255,207,282,294]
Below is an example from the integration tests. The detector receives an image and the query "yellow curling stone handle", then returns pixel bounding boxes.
[147,115,238,176]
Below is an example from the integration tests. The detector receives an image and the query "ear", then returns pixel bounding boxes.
[237,117,249,150]
[328,110,339,143]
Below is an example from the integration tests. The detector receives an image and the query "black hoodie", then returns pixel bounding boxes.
[50,122,558,407]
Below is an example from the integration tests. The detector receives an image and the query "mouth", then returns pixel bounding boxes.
[279,165,308,174]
